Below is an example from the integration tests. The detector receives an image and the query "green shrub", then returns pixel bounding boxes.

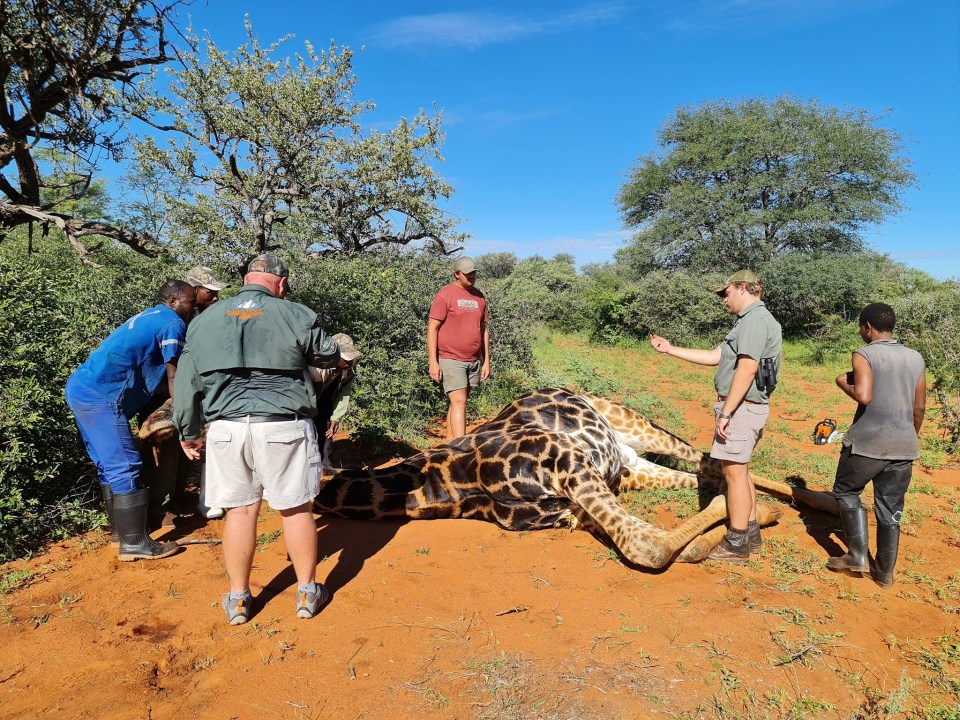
[760,252,940,339]
[484,254,590,333]
[0,258,104,560]
[893,282,960,450]
[616,270,729,347]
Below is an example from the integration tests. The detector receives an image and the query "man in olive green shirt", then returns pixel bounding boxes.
[650,270,782,563]
[173,253,340,624]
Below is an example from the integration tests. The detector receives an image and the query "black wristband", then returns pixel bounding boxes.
[718,413,733,420]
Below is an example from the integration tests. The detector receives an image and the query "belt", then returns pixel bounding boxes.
[226,414,301,423]
[717,396,760,405]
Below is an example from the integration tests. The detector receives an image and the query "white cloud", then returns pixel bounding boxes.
[443,106,555,133]
[369,3,629,50]
[663,0,902,34]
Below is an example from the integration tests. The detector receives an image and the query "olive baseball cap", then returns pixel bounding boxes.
[453,256,476,274]
[247,253,289,278]
[715,269,759,296]
[185,266,228,291]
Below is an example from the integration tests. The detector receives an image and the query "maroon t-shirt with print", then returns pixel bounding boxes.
[429,283,488,362]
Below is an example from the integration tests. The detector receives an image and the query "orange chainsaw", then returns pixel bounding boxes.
[812,418,839,445]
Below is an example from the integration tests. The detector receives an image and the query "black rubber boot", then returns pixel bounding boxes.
[100,484,120,548]
[826,505,870,573]
[870,522,900,588]
[113,488,181,562]
[747,520,762,554]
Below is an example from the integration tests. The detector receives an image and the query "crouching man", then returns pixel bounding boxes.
[66,280,196,560]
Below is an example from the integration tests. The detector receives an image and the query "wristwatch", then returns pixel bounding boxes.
[718,413,733,420]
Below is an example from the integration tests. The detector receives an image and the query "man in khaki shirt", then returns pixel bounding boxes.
[650,270,782,563]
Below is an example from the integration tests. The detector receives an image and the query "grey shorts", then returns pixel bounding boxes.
[439,357,482,394]
[203,418,321,510]
[711,401,769,463]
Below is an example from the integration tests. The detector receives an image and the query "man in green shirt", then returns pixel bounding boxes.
[650,270,782,563]
[173,253,340,624]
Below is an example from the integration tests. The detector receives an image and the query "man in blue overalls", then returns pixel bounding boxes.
[66,280,196,561]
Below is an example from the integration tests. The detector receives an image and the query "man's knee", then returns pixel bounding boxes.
[448,389,469,408]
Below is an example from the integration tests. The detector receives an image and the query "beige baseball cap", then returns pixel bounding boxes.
[185,266,228,291]
[453,256,476,274]
[332,333,361,361]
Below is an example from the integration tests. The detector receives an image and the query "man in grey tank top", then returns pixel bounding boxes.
[825,303,926,588]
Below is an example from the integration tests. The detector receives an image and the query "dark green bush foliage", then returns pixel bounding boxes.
[0,238,218,561]
[484,254,589,333]
[892,281,960,450]
[0,256,102,561]
[476,252,518,279]
[593,270,730,345]
[761,252,891,336]
[290,252,534,440]
[585,272,641,345]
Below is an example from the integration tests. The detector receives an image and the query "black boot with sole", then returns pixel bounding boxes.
[826,505,870,573]
[870,522,900,588]
[100,484,120,548]
[113,488,181,562]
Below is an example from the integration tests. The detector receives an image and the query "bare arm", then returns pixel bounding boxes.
[427,318,442,383]
[836,352,873,405]
[165,359,178,401]
[649,334,722,366]
[913,373,926,434]
[480,321,491,381]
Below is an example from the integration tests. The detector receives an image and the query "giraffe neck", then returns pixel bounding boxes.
[315,457,460,520]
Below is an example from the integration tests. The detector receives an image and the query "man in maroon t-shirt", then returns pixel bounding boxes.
[427,257,491,439]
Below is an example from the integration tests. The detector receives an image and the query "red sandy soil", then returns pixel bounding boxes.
[2,372,959,719]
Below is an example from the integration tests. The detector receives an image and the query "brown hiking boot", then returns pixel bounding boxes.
[707,527,751,563]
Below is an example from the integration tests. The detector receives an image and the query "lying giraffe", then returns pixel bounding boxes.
[139,388,838,569]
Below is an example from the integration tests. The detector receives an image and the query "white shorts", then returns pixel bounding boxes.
[203,418,321,510]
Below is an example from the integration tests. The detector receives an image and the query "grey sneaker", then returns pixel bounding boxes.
[222,591,252,625]
[296,584,330,619]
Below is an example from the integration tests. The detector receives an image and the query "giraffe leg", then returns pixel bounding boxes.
[582,393,707,464]
[619,457,723,493]
[674,501,783,563]
[583,394,841,517]
[563,469,735,569]
[748,474,840,516]
[694,459,841,518]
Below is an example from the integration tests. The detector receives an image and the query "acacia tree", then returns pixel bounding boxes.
[133,22,461,264]
[617,96,916,273]
[0,0,181,264]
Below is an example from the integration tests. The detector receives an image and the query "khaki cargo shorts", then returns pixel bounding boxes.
[711,401,769,463]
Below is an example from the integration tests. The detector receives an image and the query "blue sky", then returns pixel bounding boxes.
[176,0,960,279]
